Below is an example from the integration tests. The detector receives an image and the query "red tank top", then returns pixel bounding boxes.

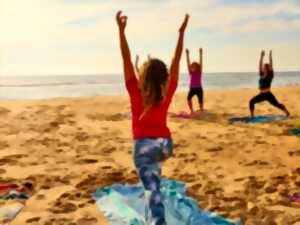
[126,76,177,139]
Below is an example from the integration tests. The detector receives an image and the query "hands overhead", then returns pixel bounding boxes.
[116,11,127,32]
[179,14,189,34]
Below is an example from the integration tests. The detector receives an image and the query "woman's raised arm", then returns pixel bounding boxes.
[116,11,135,81]
[185,49,191,75]
[269,50,273,71]
[199,48,203,74]
[259,50,265,74]
[169,14,189,82]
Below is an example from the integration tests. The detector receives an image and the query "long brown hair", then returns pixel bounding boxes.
[139,59,169,109]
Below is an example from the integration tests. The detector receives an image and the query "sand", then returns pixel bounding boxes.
[0,85,299,225]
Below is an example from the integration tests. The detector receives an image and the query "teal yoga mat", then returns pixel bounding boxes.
[290,128,300,136]
[229,115,287,124]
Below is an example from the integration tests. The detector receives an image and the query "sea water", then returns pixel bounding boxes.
[0,72,299,99]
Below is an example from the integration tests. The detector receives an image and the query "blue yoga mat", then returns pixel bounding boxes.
[290,128,300,136]
[94,179,242,225]
[229,115,287,124]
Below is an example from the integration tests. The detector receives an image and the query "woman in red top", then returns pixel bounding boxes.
[116,11,189,225]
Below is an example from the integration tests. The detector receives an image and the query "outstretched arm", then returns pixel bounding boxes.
[199,48,203,74]
[135,54,139,73]
[170,14,189,81]
[269,50,273,71]
[185,49,191,74]
[259,50,265,75]
[116,11,135,81]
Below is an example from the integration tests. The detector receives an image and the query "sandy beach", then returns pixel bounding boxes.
[0,85,299,225]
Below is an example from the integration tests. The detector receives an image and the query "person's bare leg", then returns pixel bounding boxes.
[250,109,254,118]
[188,100,193,113]
[283,108,290,117]
[199,102,204,112]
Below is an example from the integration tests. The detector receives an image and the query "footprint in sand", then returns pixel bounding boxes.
[35,194,45,200]
[0,156,19,166]
[178,173,197,183]
[26,217,41,223]
[77,217,98,225]
[173,139,189,148]
[243,176,266,191]
[288,150,300,157]
[101,146,117,155]
[55,148,64,154]
[100,165,113,170]
[76,158,98,164]
[0,141,9,150]
[0,107,10,115]
[244,160,270,167]
[206,146,223,152]
[295,167,300,175]
[189,183,202,192]
[87,113,127,122]
[234,177,246,182]
[50,201,78,214]
[74,132,90,142]
[44,217,75,225]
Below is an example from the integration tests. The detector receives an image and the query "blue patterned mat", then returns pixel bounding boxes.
[94,179,242,225]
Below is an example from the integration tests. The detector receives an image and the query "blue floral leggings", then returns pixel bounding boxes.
[134,138,173,225]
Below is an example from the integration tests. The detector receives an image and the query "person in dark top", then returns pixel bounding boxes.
[249,50,290,117]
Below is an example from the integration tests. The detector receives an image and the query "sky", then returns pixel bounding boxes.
[0,0,300,76]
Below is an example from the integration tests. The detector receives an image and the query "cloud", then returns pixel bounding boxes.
[0,0,299,75]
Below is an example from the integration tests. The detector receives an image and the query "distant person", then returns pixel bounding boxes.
[185,48,204,113]
[116,11,189,225]
[249,50,290,117]
[135,54,151,75]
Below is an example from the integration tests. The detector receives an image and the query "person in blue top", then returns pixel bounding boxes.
[249,50,290,118]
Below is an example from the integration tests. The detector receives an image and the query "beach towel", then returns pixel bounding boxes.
[0,183,31,225]
[229,115,287,124]
[94,179,242,225]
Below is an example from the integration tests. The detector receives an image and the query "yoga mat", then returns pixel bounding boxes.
[289,128,300,136]
[94,179,242,225]
[169,111,205,119]
[169,111,191,119]
[229,115,287,124]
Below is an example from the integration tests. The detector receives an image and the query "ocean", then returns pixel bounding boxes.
[0,72,299,100]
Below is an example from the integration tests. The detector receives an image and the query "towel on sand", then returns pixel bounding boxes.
[0,183,31,225]
[94,179,242,225]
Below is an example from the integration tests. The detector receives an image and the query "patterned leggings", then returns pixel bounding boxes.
[134,138,173,225]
